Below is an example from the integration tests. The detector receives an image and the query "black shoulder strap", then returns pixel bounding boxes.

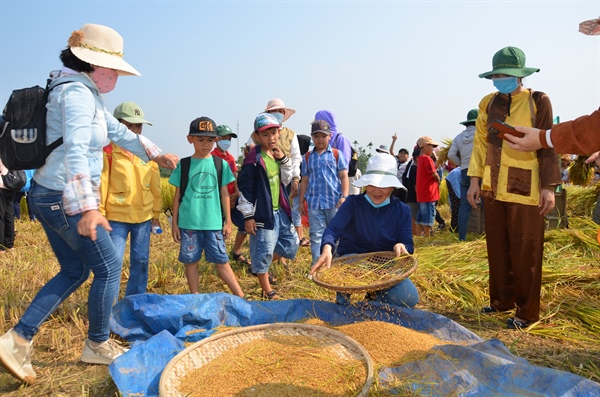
[212,154,225,224]
[179,156,191,204]
[43,80,76,153]
[212,154,223,189]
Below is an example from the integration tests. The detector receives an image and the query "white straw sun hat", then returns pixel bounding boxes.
[68,23,140,76]
[264,98,296,123]
[353,153,404,189]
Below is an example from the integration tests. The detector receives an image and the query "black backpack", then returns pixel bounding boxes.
[0,79,71,170]
[334,133,359,177]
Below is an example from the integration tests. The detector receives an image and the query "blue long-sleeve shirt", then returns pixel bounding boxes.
[321,194,414,255]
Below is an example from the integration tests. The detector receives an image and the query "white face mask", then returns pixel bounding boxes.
[217,140,232,151]
[90,67,118,93]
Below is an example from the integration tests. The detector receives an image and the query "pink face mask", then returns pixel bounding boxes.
[90,67,118,93]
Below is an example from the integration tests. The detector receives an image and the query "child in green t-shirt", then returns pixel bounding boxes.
[168,117,244,297]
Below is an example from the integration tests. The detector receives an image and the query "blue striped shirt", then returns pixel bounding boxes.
[301,145,347,210]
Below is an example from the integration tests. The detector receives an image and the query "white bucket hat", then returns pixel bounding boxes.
[68,23,140,76]
[353,153,404,189]
[265,98,296,123]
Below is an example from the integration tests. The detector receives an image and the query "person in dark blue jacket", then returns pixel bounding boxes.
[310,153,419,307]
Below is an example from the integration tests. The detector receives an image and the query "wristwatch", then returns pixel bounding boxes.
[341,195,348,198]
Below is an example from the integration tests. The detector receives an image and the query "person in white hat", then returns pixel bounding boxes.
[0,23,179,385]
[309,153,419,308]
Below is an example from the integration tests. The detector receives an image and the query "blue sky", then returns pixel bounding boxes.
[1,1,599,158]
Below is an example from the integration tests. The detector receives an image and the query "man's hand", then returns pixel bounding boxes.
[77,210,111,241]
[271,147,284,161]
[467,178,481,209]
[289,180,299,199]
[245,219,257,235]
[585,151,600,167]
[154,153,179,169]
[505,126,543,152]
[539,189,556,216]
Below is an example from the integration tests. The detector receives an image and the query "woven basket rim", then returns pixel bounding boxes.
[312,251,418,293]
[159,322,375,397]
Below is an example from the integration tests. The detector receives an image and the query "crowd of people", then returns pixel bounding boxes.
[2,15,600,387]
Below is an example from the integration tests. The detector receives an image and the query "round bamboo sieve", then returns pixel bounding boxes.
[312,252,418,293]
[159,322,375,397]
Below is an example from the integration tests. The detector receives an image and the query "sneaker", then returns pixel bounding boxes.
[0,329,36,384]
[80,338,129,365]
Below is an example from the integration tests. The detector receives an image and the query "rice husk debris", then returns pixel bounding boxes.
[177,334,367,397]
[303,319,444,367]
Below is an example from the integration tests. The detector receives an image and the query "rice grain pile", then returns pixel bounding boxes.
[177,334,367,397]
[303,319,443,367]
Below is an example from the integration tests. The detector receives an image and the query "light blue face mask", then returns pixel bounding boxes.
[492,76,519,94]
[364,193,390,208]
[217,140,231,151]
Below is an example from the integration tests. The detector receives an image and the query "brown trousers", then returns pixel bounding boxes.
[483,197,544,322]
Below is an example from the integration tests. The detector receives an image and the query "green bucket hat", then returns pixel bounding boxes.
[459,109,478,125]
[478,46,540,79]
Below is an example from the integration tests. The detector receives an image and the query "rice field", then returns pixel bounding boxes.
[1,184,599,396]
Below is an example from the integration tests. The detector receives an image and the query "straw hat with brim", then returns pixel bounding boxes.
[579,17,600,35]
[353,153,404,189]
[265,98,296,123]
[459,109,478,125]
[68,23,140,76]
[478,46,539,79]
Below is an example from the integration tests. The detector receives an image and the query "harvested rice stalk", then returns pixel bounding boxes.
[568,156,595,186]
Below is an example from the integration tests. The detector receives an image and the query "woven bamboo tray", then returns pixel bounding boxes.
[159,322,374,397]
[312,251,418,293]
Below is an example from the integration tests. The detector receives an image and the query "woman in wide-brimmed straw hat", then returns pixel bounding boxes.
[466,46,561,331]
[0,23,179,385]
[309,153,419,308]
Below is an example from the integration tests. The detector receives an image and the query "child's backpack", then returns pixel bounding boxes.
[178,155,224,203]
[0,79,73,170]
[333,133,359,177]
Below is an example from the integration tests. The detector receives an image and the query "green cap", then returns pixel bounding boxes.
[459,109,478,125]
[478,46,540,79]
[113,102,152,125]
[216,125,237,138]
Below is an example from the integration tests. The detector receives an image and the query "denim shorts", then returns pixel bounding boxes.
[178,229,229,264]
[250,209,299,274]
[416,201,436,227]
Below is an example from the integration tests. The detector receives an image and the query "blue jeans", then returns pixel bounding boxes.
[292,193,301,227]
[308,207,338,265]
[109,220,151,296]
[458,169,472,241]
[249,209,299,274]
[335,278,419,308]
[14,182,121,343]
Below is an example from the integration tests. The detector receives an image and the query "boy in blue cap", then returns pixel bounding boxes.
[237,113,299,299]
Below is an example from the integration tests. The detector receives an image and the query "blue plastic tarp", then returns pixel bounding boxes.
[109,293,600,397]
